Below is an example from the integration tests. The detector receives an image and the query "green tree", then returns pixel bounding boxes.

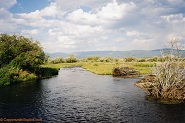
[0,34,46,72]
[65,54,77,63]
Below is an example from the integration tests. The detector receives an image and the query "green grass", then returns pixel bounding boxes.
[82,62,117,75]
[0,67,38,87]
[43,62,154,75]
[36,67,59,78]
[0,65,59,88]
[129,62,155,74]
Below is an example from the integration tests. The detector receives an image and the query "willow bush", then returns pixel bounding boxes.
[151,38,185,100]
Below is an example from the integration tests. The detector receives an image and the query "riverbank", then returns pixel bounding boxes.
[0,67,59,88]
[0,61,153,88]
[135,75,185,104]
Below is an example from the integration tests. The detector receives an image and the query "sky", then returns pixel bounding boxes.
[0,0,185,53]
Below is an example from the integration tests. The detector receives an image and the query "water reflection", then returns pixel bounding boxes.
[0,67,184,122]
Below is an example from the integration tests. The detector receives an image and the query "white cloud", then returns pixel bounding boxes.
[48,24,104,37]
[39,2,66,17]
[67,1,136,27]
[54,0,112,11]
[0,0,185,53]
[168,0,184,5]
[18,10,41,20]
[0,8,16,33]
[0,8,13,19]
[126,31,142,37]
[161,13,185,23]
[0,0,17,9]
[0,20,17,33]
[66,9,98,26]
[21,29,39,36]
[126,39,154,50]
[18,2,65,21]
[97,2,136,21]
[46,23,107,52]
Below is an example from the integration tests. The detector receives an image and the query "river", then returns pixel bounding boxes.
[0,67,184,122]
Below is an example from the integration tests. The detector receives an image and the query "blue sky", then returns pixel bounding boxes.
[0,0,185,53]
[9,0,50,13]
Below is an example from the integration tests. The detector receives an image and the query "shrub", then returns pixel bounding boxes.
[147,57,158,62]
[124,57,137,62]
[36,67,59,78]
[49,58,65,64]
[87,56,100,61]
[137,58,146,62]
[65,54,77,63]
[0,34,46,72]
[145,38,184,100]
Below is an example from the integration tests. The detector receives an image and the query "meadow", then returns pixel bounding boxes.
[42,61,156,75]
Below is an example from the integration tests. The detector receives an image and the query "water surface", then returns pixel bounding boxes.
[0,67,184,122]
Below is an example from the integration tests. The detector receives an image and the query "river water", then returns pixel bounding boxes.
[0,67,184,123]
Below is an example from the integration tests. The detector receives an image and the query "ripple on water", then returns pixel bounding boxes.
[0,67,184,122]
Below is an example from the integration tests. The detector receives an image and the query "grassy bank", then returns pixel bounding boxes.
[0,66,59,88]
[36,67,59,78]
[0,61,158,88]
[0,66,37,87]
[42,62,155,75]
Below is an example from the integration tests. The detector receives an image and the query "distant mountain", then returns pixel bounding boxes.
[46,52,69,58]
[47,49,185,59]
[152,48,181,51]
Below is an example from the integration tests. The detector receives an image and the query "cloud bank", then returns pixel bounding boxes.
[0,0,185,53]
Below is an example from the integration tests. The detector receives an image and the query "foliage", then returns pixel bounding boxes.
[147,57,158,62]
[65,54,78,63]
[86,56,100,61]
[49,54,78,64]
[36,67,59,78]
[124,57,137,62]
[0,66,18,86]
[49,58,65,64]
[0,34,48,87]
[0,66,38,87]
[137,58,146,62]
[97,57,114,62]
[0,34,46,72]
[18,70,38,82]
